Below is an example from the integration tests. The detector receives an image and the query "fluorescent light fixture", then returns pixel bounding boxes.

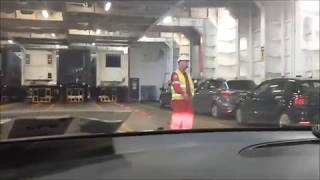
[92,42,96,46]
[42,10,49,18]
[8,40,14,44]
[104,2,112,12]
[56,44,60,48]
[163,16,173,24]
[138,36,147,41]
[51,33,56,37]
[240,37,248,50]
[96,29,101,35]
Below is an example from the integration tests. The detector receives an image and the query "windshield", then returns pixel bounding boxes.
[227,80,256,90]
[0,0,319,142]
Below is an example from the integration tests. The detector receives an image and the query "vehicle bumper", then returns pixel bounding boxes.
[287,107,320,126]
[217,103,236,115]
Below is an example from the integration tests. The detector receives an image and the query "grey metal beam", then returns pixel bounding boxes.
[0,1,65,12]
[150,25,201,44]
[67,35,135,42]
[0,27,66,34]
[182,0,254,8]
[0,18,149,32]
[64,13,157,26]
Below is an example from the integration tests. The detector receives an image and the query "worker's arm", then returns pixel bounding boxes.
[171,72,183,94]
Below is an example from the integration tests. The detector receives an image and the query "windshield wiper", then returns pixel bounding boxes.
[239,125,320,154]
[312,124,320,138]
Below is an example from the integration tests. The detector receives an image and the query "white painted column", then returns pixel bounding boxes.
[281,3,286,76]
[248,8,254,79]
[255,2,266,79]
[236,18,240,78]
[290,0,296,77]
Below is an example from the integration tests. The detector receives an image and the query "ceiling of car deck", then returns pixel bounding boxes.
[0,0,179,47]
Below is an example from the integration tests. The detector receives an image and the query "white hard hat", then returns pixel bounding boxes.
[177,54,190,62]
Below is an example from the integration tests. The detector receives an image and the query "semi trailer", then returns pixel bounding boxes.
[94,49,129,103]
[22,49,59,103]
[0,47,25,103]
[58,49,95,103]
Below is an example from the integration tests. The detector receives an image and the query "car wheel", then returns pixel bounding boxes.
[236,108,245,125]
[211,104,221,118]
[279,113,291,128]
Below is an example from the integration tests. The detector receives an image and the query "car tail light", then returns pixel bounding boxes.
[299,121,311,125]
[293,95,308,105]
[221,90,235,97]
[299,117,311,125]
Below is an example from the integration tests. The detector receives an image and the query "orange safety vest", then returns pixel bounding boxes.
[171,70,194,100]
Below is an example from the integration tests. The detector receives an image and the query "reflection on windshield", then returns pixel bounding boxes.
[227,81,256,90]
[0,0,319,141]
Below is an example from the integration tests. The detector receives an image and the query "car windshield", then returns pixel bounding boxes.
[0,0,319,142]
[299,80,320,93]
[227,80,256,90]
[207,80,223,88]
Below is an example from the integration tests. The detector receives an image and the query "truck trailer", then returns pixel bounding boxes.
[0,47,25,103]
[94,49,129,103]
[58,49,95,103]
[22,49,59,103]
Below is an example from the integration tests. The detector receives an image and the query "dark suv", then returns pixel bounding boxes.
[193,79,256,117]
[236,78,320,127]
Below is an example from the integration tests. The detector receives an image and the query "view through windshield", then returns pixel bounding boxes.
[0,0,319,141]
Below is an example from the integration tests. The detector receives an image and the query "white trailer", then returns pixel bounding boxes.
[22,49,58,103]
[94,49,128,102]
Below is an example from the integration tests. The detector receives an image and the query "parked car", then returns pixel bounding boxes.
[193,79,256,117]
[236,78,320,127]
[192,78,204,90]
[159,81,172,107]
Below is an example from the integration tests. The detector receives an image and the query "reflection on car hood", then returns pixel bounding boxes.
[0,111,130,141]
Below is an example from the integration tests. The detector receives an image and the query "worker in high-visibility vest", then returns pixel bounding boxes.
[170,55,194,130]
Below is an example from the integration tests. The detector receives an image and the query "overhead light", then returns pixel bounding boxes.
[92,42,96,46]
[56,44,60,48]
[163,16,173,24]
[51,33,56,37]
[96,29,101,35]
[138,36,147,41]
[41,10,49,18]
[8,40,14,44]
[104,2,112,12]
[83,1,89,7]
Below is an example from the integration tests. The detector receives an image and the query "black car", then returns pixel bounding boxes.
[236,78,320,127]
[159,81,172,107]
[193,79,256,117]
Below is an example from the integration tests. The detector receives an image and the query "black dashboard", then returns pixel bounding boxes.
[0,129,319,179]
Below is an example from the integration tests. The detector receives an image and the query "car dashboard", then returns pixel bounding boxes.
[0,129,319,179]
